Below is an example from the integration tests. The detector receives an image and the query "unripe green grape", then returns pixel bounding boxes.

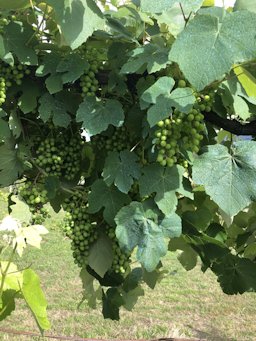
[178,79,187,88]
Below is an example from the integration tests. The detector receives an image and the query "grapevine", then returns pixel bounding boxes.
[0,0,256,327]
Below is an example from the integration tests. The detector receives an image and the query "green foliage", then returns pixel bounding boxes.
[77,97,124,136]
[102,150,140,193]
[88,179,130,226]
[193,142,256,217]
[115,201,181,271]
[46,0,105,49]
[21,269,51,331]
[139,164,185,214]
[169,11,256,90]
[0,0,256,325]
[0,142,24,186]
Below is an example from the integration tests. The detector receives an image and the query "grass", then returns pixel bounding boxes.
[0,196,256,341]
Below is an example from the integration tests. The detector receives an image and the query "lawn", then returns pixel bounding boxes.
[0,195,255,341]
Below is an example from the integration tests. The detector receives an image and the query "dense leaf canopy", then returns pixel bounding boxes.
[0,0,256,325]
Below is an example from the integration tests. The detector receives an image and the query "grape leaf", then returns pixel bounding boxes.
[146,88,195,127]
[139,164,184,215]
[4,22,38,65]
[212,254,256,294]
[142,267,167,289]
[45,75,63,94]
[0,109,10,140]
[193,142,256,217]
[234,65,256,98]
[79,268,101,309]
[182,206,213,232]
[9,111,22,139]
[38,93,71,128]
[140,0,204,13]
[36,52,63,94]
[102,150,140,194]
[21,269,51,331]
[0,290,16,321]
[46,0,105,49]
[115,201,181,271]
[0,0,30,10]
[10,195,31,224]
[0,142,24,187]
[102,288,124,320]
[122,286,144,311]
[76,97,124,136]
[169,237,198,271]
[18,79,42,114]
[234,0,256,13]
[88,179,130,226]
[57,54,89,84]
[233,95,250,121]
[141,76,175,106]
[0,262,23,291]
[88,234,113,278]
[169,11,256,90]
[120,44,170,74]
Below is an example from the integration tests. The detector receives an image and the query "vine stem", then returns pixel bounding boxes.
[0,243,17,299]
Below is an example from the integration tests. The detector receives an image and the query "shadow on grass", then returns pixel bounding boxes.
[188,325,235,341]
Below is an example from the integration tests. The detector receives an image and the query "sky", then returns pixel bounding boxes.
[215,0,236,7]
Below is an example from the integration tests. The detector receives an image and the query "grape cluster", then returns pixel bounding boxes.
[35,133,84,180]
[92,126,131,153]
[154,108,204,167]
[35,137,63,177]
[0,61,30,87]
[0,77,6,106]
[194,92,215,112]
[77,44,104,97]
[62,190,98,267]
[107,226,131,274]
[19,181,50,224]
[80,64,99,97]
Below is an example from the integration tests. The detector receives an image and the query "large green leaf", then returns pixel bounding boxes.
[120,44,170,74]
[0,109,11,140]
[139,164,184,215]
[88,179,130,226]
[79,268,101,309]
[10,195,31,224]
[57,54,89,84]
[212,254,256,294]
[140,0,203,13]
[122,286,144,311]
[169,11,256,90]
[193,142,256,217]
[141,76,175,106]
[102,288,124,320]
[38,93,71,128]
[0,0,30,9]
[234,0,256,13]
[146,88,195,127]
[88,234,113,278]
[102,150,141,194]
[76,97,124,136]
[46,0,105,49]
[21,269,51,331]
[0,290,16,321]
[115,201,181,271]
[0,142,24,187]
[4,22,38,65]
[36,52,63,94]
[18,79,42,114]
